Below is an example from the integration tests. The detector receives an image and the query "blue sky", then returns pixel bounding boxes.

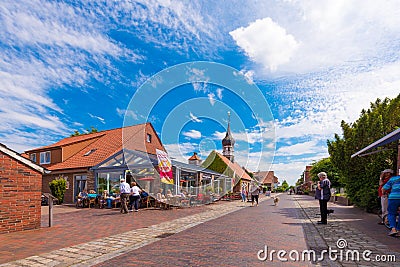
[1,0,400,186]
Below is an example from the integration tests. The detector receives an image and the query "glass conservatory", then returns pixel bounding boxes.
[91,149,233,206]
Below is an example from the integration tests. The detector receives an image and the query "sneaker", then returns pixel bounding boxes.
[388,229,398,236]
[128,210,133,212]
[134,210,139,212]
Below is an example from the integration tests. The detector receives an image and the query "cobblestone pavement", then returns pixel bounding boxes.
[0,194,398,266]
[294,195,399,267]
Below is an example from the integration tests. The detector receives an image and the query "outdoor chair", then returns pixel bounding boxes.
[76,196,88,208]
[88,197,96,208]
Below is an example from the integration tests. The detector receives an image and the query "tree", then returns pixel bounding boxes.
[327,94,400,212]
[281,180,289,191]
[49,178,67,204]
[309,158,343,188]
[70,126,98,137]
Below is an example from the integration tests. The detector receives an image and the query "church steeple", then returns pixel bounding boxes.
[222,111,235,162]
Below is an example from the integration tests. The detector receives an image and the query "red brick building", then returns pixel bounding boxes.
[254,171,279,190]
[0,143,45,234]
[25,123,166,204]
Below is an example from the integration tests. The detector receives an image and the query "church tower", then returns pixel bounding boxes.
[222,111,235,162]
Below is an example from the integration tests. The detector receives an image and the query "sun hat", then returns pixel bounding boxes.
[381,169,394,174]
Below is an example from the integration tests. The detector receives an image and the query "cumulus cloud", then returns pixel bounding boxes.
[230,17,300,72]
[182,129,202,139]
[164,142,198,162]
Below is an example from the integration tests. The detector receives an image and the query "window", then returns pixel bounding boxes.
[30,153,36,162]
[84,148,97,156]
[40,151,51,164]
[146,134,152,143]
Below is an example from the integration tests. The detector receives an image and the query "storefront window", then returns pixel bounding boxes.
[96,171,124,195]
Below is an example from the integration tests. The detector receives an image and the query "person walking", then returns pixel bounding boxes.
[378,169,393,225]
[249,182,260,207]
[129,182,142,212]
[241,187,247,202]
[119,179,131,214]
[315,172,331,225]
[382,172,400,236]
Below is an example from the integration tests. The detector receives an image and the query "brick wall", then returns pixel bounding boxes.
[43,169,94,204]
[0,151,42,234]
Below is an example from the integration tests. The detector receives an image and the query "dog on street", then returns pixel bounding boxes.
[273,196,279,206]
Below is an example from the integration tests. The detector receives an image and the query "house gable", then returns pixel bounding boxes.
[202,150,251,181]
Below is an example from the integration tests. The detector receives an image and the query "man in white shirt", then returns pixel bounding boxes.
[119,179,131,214]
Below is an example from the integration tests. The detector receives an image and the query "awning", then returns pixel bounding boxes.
[138,177,155,181]
[351,128,400,158]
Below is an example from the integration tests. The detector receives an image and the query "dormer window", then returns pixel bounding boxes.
[84,148,97,156]
[146,134,152,143]
[30,153,36,163]
[40,151,51,164]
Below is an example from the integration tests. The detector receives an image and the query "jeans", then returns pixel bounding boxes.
[129,195,141,211]
[387,198,400,230]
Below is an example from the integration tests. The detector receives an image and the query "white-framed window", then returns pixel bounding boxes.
[30,153,36,162]
[146,133,152,143]
[40,151,51,164]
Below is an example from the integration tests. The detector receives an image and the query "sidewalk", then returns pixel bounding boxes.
[294,194,399,266]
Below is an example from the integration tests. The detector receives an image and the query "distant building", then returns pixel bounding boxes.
[188,152,202,166]
[254,170,279,191]
[0,143,45,234]
[303,165,313,191]
[202,150,252,194]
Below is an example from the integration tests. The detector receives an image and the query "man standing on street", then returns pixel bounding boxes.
[119,179,131,214]
[378,169,393,225]
[315,172,331,225]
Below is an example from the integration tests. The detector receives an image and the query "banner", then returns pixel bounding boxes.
[156,149,173,184]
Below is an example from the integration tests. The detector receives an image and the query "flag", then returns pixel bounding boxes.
[156,149,173,184]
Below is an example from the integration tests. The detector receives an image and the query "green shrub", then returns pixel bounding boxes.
[49,178,67,204]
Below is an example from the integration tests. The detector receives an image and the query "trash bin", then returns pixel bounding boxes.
[107,198,112,208]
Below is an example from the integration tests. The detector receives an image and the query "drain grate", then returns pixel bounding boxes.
[156,232,175,238]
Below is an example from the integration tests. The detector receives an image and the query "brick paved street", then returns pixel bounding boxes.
[0,194,399,267]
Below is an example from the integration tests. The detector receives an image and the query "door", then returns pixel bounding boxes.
[74,175,87,201]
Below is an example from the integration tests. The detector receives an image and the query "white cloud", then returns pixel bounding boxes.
[208,93,216,105]
[164,142,197,162]
[182,129,202,139]
[275,140,324,157]
[216,88,223,99]
[230,17,300,72]
[189,112,202,123]
[88,113,106,124]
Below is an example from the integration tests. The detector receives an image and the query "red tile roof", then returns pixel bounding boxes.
[26,123,163,171]
[188,152,201,161]
[254,171,278,184]
[214,151,252,181]
[28,132,106,151]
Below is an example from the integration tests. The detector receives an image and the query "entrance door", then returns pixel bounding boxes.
[74,175,87,201]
